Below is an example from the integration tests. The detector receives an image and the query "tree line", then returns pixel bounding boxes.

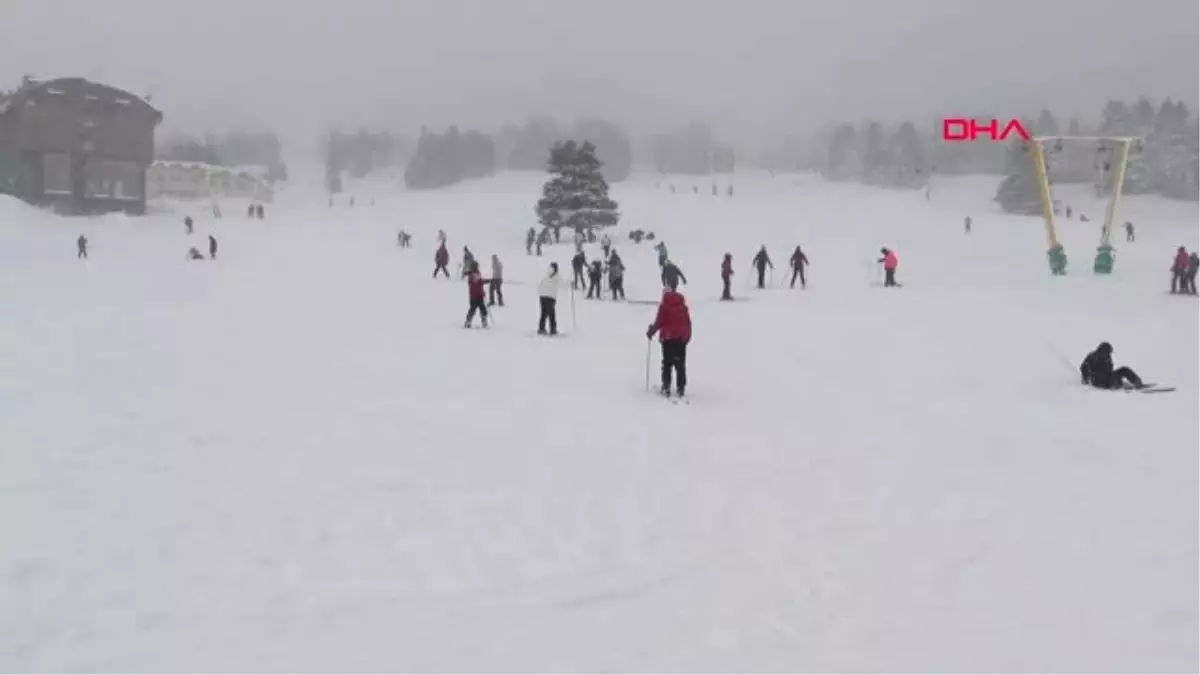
[157,131,289,184]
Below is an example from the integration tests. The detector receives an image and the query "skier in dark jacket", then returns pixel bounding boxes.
[184,216,194,234]
[1124,221,1135,242]
[720,253,734,300]
[255,203,265,220]
[571,250,588,290]
[1187,252,1200,295]
[586,259,604,299]
[433,243,450,278]
[1171,246,1190,293]
[208,234,218,260]
[647,289,693,398]
[526,227,536,255]
[788,246,809,289]
[77,234,88,259]
[608,251,626,300]
[752,246,773,289]
[1080,342,1145,390]
[661,259,687,290]
[964,216,972,233]
[464,262,490,328]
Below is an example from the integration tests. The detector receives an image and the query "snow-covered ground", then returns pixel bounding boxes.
[1,171,1196,672]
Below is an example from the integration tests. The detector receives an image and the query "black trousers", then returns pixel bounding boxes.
[756,266,767,288]
[661,340,687,393]
[538,297,558,334]
[1102,366,1144,389]
[489,279,504,306]
[573,267,586,289]
[433,263,449,278]
[610,276,625,300]
[78,249,87,259]
[721,275,732,299]
[1188,271,1198,295]
[465,297,488,324]
[587,275,602,298]
[884,268,897,286]
[790,266,806,288]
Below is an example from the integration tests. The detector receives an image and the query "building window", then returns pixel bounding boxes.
[85,158,142,201]
[42,152,72,195]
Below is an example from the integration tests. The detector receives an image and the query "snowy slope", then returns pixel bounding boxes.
[0,173,1196,672]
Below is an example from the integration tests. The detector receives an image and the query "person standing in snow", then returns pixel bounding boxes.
[526,227,536,256]
[488,254,505,307]
[788,246,809,289]
[720,253,735,300]
[433,242,451,278]
[570,249,588,290]
[1170,246,1189,294]
[964,216,972,234]
[1125,221,1135,242]
[646,287,692,398]
[751,246,773,289]
[878,247,899,287]
[1080,342,1145,390]
[586,259,604,299]
[184,216,194,234]
[661,259,687,290]
[77,234,88,259]
[256,204,265,220]
[247,203,256,218]
[600,233,612,259]
[1187,251,1199,295]
[464,263,490,328]
[654,241,669,267]
[208,234,218,260]
[608,251,626,300]
[537,262,566,335]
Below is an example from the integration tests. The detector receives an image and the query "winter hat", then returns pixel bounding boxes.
[550,262,559,273]
[1098,342,1113,354]
[881,247,889,254]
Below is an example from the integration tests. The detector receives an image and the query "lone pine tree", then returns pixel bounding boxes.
[536,140,619,239]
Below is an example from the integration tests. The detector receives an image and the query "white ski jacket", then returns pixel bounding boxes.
[538,273,564,299]
[491,258,503,280]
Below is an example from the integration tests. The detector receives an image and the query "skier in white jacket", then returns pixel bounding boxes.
[489,254,504,307]
[537,262,566,335]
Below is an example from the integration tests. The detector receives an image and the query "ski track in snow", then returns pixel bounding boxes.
[0,170,1196,672]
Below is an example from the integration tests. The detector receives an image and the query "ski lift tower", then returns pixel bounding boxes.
[1028,135,1140,276]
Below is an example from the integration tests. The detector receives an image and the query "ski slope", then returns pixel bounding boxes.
[0,171,1196,672]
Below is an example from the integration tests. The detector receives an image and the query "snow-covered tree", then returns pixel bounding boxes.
[994,138,1043,215]
[536,140,620,238]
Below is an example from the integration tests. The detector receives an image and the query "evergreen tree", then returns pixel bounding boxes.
[536,140,620,238]
[994,136,1043,215]
[885,121,927,188]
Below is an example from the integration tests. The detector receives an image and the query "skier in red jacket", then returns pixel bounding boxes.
[646,289,692,398]
[464,262,490,328]
[1170,246,1190,294]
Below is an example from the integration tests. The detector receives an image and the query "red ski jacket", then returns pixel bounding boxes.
[1173,250,1189,272]
[650,291,692,343]
[467,273,486,299]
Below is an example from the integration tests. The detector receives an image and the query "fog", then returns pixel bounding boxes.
[2,0,1196,147]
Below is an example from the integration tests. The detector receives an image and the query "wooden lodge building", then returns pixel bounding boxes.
[0,77,162,215]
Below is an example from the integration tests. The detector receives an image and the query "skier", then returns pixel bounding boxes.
[76,234,88,260]
[1065,205,1073,219]
[1170,246,1189,293]
[433,242,450,278]
[537,262,566,335]
[571,249,588,290]
[187,247,205,261]
[878,247,899,287]
[788,246,809,289]
[256,204,265,220]
[1188,251,1200,295]
[184,216,194,234]
[608,251,626,300]
[397,230,412,248]
[720,253,734,300]
[1080,342,1145,390]
[654,241,669,267]
[208,234,218,260]
[1125,221,1135,242]
[600,232,612,259]
[247,203,255,218]
[526,227,536,255]
[574,228,585,250]
[488,254,504,307]
[464,263,489,328]
[586,259,604,299]
[535,229,545,256]
[751,246,773,289]
[661,259,687,290]
[461,246,476,278]
[646,287,692,398]
[964,216,972,233]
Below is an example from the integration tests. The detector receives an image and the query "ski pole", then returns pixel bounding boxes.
[644,338,652,392]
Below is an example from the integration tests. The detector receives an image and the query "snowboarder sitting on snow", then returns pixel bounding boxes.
[646,287,693,398]
[1170,246,1190,293]
[752,246,773,289]
[878,247,899,287]
[1080,342,1145,390]
[587,259,604,299]
[789,246,809,289]
[571,250,588,290]
[720,253,734,300]
[661,259,687,290]
[433,243,451,278]
[537,262,566,335]
[608,251,626,300]
[464,263,490,328]
[187,247,206,261]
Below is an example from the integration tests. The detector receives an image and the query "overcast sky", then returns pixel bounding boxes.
[1,0,1196,148]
